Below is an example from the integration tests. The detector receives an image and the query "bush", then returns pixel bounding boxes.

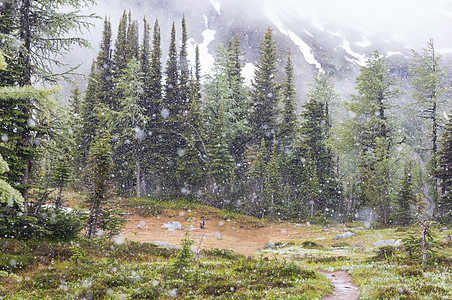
[0,205,86,241]
[0,254,35,273]
[301,241,323,249]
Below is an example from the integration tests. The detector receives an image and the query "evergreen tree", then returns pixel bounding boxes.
[95,18,114,109]
[391,161,415,225]
[76,62,98,170]
[126,14,139,61]
[303,149,320,219]
[112,11,128,78]
[342,51,399,223]
[249,27,279,147]
[1,0,95,213]
[178,15,190,114]
[203,44,248,147]
[301,73,342,216]
[249,138,268,218]
[226,33,250,163]
[438,112,452,223]
[279,51,298,147]
[410,40,450,219]
[109,58,147,197]
[264,139,281,215]
[203,104,234,207]
[87,129,112,239]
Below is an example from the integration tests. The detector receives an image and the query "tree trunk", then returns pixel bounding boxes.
[136,159,141,198]
[19,0,32,214]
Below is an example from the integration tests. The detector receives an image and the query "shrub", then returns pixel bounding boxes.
[301,241,323,249]
[374,246,400,261]
[0,254,35,272]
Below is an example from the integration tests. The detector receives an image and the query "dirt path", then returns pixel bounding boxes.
[318,270,360,300]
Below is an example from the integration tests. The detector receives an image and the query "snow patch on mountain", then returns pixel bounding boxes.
[264,5,322,71]
[386,51,403,57]
[340,40,366,66]
[209,0,221,15]
[188,16,216,78]
[242,63,256,86]
[355,37,371,48]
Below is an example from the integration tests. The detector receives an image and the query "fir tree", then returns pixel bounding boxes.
[249,28,279,147]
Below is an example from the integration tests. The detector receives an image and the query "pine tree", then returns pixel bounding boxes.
[249,28,279,147]
[303,149,320,219]
[391,161,415,225]
[410,40,450,219]
[87,129,112,239]
[438,112,452,223]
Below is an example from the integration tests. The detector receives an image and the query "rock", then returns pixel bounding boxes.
[372,239,402,247]
[354,244,366,249]
[322,227,338,231]
[137,224,142,229]
[353,227,366,230]
[333,231,355,239]
[215,232,222,240]
[161,221,182,231]
[265,241,275,249]
[316,237,326,241]
[152,241,177,249]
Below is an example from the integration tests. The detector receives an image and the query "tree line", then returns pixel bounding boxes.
[1,2,452,240]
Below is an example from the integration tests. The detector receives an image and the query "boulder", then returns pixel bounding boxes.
[152,241,177,249]
[265,241,275,248]
[161,221,182,231]
[333,231,355,239]
[372,239,402,247]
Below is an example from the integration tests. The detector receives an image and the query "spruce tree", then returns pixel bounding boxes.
[95,18,114,109]
[179,15,190,114]
[126,15,139,61]
[391,161,415,225]
[438,112,452,223]
[87,129,112,239]
[301,73,341,216]
[249,28,279,147]
[279,51,297,147]
[113,11,128,78]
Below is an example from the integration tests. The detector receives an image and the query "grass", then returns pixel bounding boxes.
[3,192,452,299]
[0,237,332,299]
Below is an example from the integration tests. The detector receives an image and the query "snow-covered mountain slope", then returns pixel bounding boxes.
[74,0,452,101]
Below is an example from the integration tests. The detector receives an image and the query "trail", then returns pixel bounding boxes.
[318,270,360,300]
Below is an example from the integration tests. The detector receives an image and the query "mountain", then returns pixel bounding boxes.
[69,0,452,104]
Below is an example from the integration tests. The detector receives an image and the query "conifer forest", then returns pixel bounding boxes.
[1,1,452,299]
